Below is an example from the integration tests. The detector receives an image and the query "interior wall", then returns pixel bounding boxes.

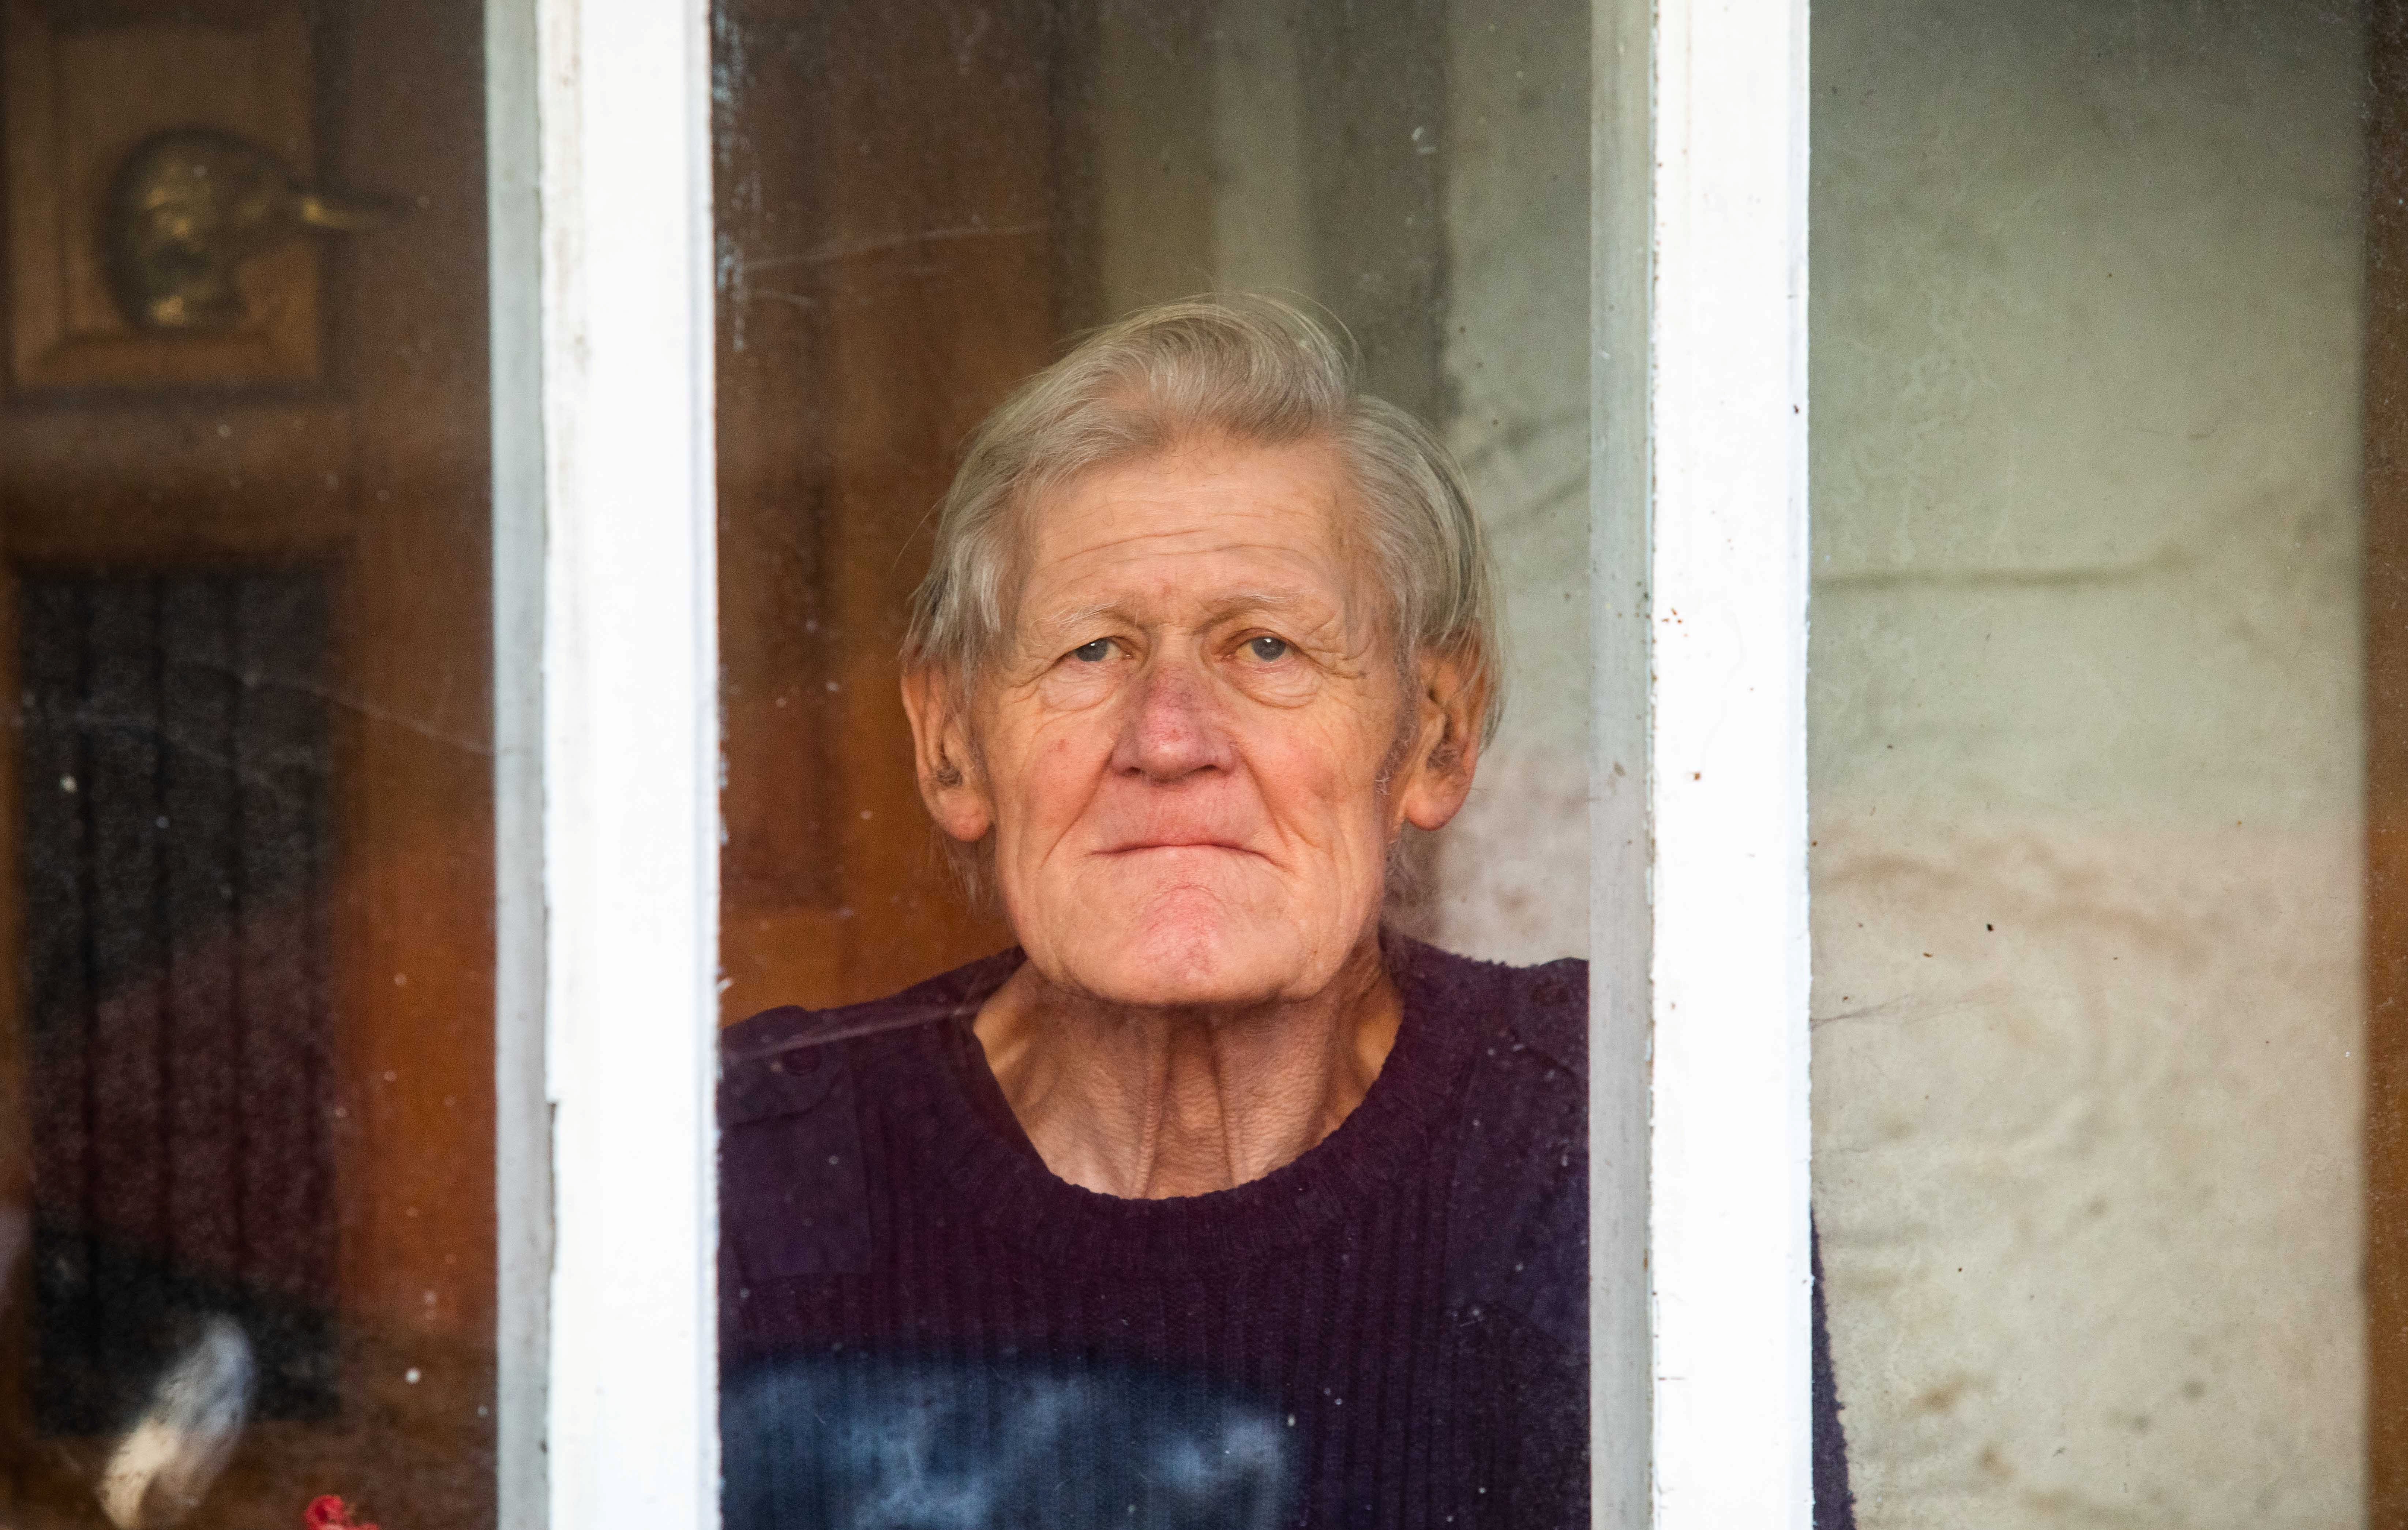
[1424,0,1589,966]
[1810,2,2370,1523]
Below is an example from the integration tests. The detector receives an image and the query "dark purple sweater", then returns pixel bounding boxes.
[717,938,1854,1529]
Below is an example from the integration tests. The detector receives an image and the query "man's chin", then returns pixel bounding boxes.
[1062,917,1298,1011]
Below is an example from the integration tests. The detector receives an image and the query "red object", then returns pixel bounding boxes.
[303,1496,380,1530]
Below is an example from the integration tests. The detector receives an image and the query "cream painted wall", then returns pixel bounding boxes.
[1811,1,2370,1524]
[1423,0,1591,966]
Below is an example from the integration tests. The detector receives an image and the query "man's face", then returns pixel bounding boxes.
[908,435,1470,1009]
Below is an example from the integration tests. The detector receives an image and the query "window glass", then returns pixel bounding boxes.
[0,4,504,1525]
[1812,1,2374,1522]
[712,1,1591,1523]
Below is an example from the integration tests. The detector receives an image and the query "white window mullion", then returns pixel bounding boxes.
[537,1,721,1529]
[485,0,550,1522]
[1588,0,1654,1520]
[1651,0,1814,1521]
[1594,0,1813,1524]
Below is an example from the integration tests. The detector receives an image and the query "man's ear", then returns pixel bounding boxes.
[1396,647,1489,833]
[900,663,994,843]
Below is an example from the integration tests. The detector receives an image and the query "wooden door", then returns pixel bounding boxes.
[0,3,498,1526]
[713,0,1070,1020]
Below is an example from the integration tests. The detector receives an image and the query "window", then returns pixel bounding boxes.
[548,0,1817,1526]
[0,1,1832,1526]
[0,2,524,1523]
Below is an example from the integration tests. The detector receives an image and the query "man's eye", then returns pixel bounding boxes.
[1246,635,1290,662]
[1072,639,1113,663]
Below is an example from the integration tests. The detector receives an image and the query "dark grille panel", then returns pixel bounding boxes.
[23,569,337,1432]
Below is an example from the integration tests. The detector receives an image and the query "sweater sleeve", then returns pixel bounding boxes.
[1812,1226,1859,1530]
[1487,1305,1590,1529]
[1442,953,1859,1526]
[1480,1229,1857,1530]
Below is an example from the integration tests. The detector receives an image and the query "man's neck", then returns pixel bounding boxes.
[971,940,1402,1199]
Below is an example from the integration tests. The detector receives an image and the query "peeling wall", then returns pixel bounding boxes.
[1809,1,2371,1523]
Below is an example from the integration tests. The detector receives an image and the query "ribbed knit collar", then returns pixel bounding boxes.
[894,936,1481,1280]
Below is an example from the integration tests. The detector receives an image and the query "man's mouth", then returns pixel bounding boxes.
[1101,838,1255,856]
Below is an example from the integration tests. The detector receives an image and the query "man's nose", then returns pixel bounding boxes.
[1111,659,1231,781]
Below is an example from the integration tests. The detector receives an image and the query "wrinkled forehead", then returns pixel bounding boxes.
[1004,436,1386,643]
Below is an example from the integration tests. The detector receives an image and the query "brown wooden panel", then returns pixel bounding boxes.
[0,0,497,1520]
[0,404,356,563]
[318,0,499,1517]
[715,10,837,919]
[715,0,1069,1019]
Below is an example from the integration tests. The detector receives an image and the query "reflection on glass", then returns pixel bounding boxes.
[712,2,1601,1526]
[1813,1,2373,1524]
[0,3,498,1526]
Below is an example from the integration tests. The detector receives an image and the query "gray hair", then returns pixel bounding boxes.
[902,294,1504,745]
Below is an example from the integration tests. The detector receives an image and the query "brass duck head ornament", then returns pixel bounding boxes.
[104,129,389,331]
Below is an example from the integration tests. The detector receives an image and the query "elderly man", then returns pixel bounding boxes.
[719,298,1850,1528]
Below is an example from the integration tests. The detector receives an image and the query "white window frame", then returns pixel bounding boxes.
[1593,0,1815,1525]
[484,0,548,1522]
[518,0,723,1526]
[499,0,1813,1525]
